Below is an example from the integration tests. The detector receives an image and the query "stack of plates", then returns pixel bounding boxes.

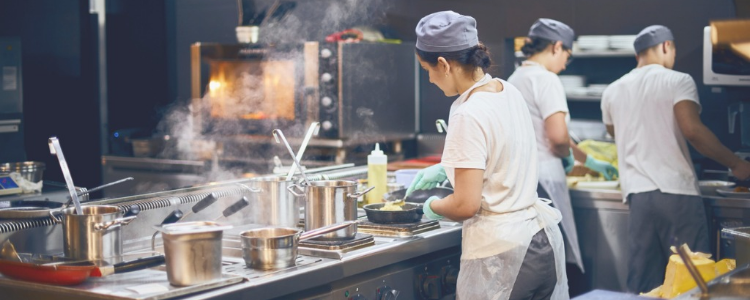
[577,35,609,51]
[559,75,587,97]
[609,35,637,51]
[587,84,609,96]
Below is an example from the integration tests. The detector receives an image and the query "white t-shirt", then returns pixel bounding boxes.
[601,64,701,201]
[507,62,570,163]
[442,74,540,213]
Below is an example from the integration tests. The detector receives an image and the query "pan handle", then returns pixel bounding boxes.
[299,221,357,241]
[94,216,137,231]
[347,186,375,199]
[287,184,306,198]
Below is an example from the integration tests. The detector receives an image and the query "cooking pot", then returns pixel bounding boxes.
[59,205,136,264]
[294,180,373,240]
[243,176,301,228]
[240,221,355,270]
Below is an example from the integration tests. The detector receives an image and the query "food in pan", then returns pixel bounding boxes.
[380,202,404,211]
[735,186,749,193]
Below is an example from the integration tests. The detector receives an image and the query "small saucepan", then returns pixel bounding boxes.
[240,221,355,270]
[363,202,424,224]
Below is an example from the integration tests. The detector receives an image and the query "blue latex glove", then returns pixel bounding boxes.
[584,155,619,180]
[405,164,447,197]
[561,148,575,174]
[423,196,444,220]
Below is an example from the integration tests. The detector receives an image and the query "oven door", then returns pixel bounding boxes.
[191,43,318,136]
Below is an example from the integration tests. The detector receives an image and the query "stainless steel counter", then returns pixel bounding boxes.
[569,187,750,293]
[0,221,462,300]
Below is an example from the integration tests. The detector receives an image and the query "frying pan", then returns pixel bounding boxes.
[0,254,165,286]
[382,187,454,204]
[0,200,64,218]
[363,202,424,224]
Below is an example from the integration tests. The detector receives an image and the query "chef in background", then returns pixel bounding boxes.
[408,11,569,300]
[508,18,618,274]
[600,25,750,293]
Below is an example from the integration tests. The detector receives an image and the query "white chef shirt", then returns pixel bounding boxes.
[442,74,540,213]
[507,62,570,163]
[601,64,701,201]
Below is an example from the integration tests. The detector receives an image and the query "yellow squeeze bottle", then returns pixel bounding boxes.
[367,143,388,205]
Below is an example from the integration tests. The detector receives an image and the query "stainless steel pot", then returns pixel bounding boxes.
[155,221,232,286]
[240,221,355,270]
[61,205,136,264]
[243,176,301,228]
[0,161,45,183]
[300,180,373,240]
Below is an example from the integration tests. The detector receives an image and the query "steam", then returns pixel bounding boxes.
[139,0,394,195]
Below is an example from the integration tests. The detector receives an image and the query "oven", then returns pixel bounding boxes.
[191,41,418,139]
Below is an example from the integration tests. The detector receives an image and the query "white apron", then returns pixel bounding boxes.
[457,199,569,300]
[538,158,585,272]
[450,76,569,300]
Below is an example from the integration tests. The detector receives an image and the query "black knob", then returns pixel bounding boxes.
[441,266,459,293]
[161,209,183,225]
[420,275,442,300]
[192,193,219,213]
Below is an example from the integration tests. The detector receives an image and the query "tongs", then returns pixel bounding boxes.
[273,129,312,194]
[48,137,82,215]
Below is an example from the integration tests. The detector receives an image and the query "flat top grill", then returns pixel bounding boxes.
[357,220,441,238]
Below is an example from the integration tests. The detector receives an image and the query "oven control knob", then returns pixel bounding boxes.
[380,290,400,300]
[419,275,443,300]
[321,96,333,107]
[321,73,334,83]
[322,121,333,131]
[441,266,459,293]
[320,48,332,58]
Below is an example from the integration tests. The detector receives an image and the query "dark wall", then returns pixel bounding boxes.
[0,0,101,187]
[106,0,169,134]
[387,0,744,168]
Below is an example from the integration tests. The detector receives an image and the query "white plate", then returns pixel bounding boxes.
[716,188,750,199]
[575,181,620,190]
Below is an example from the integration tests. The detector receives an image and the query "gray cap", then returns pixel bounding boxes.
[416,11,478,52]
[528,18,575,49]
[634,25,674,53]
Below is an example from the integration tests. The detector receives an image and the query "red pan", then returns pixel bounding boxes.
[0,255,165,286]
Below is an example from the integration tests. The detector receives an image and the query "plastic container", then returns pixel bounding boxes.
[366,144,387,205]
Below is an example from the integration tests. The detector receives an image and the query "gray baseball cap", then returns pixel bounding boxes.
[528,18,575,49]
[634,25,674,53]
[416,11,478,52]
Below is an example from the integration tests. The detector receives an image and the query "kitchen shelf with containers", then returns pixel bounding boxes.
[514,35,638,102]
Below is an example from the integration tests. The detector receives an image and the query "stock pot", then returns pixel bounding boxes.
[297,180,373,240]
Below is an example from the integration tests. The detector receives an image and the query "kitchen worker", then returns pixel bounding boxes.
[601,25,750,294]
[407,11,569,300]
[508,18,617,274]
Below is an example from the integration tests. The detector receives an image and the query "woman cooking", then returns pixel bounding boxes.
[507,18,618,273]
[406,11,569,300]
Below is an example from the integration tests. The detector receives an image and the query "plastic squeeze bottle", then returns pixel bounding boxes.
[367,143,388,205]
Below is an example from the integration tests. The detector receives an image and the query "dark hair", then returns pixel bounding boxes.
[521,37,569,57]
[416,43,492,73]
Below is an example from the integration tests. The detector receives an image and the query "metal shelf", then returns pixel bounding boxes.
[567,94,602,102]
[515,50,634,58]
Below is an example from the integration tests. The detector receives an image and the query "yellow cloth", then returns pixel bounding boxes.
[578,140,618,169]
[640,253,736,299]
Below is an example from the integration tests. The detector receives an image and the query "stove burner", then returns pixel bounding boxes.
[357,220,441,237]
[298,233,374,251]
